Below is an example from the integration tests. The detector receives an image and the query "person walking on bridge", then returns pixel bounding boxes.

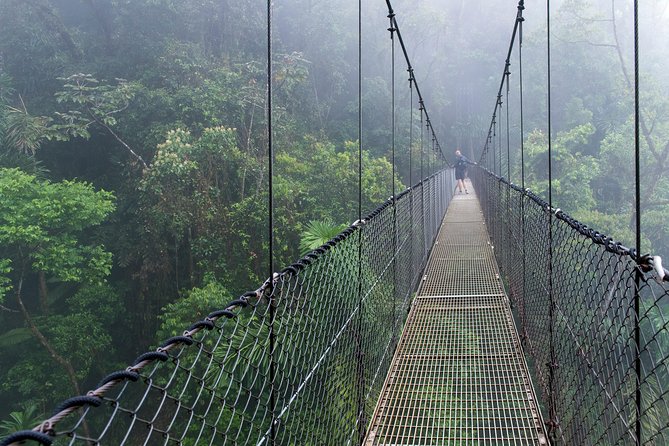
[454,149,473,194]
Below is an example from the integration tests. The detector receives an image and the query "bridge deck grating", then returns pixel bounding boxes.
[365,187,549,446]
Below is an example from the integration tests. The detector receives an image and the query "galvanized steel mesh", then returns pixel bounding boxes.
[365,187,548,445]
[1,171,454,446]
[472,167,669,445]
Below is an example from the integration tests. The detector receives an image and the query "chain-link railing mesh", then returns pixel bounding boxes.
[1,170,454,446]
[473,167,669,445]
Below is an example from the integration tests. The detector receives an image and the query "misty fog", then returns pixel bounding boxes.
[0,0,667,439]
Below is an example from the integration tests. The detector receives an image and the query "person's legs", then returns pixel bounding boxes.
[457,179,464,192]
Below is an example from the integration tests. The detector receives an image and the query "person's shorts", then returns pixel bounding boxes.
[455,170,466,180]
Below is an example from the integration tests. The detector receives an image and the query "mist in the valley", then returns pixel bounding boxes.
[0,0,667,430]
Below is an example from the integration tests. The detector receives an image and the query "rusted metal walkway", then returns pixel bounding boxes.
[365,183,549,445]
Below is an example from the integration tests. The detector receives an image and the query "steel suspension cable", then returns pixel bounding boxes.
[633,0,641,443]
[409,71,414,187]
[497,93,504,177]
[546,0,557,437]
[266,0,276,442]
[497,101,502,250]
[384,0,446,164]
[493,113,497,175]
[355,0,366,442]
[505,70,510,182]
[420,103,426,257]
[518,0,527,341]
[505,68,511,290]
[409,70,415,289]
[388,9,398,350]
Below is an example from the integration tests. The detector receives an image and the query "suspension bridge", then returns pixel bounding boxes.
[3,0,668,445]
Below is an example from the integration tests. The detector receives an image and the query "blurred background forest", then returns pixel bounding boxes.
[0,0,667,432]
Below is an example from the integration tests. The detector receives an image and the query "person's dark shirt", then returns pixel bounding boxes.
[455,155,470,171]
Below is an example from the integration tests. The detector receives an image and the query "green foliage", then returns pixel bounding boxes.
[523,124,599,211]
[2,103,53,155]
[299,220,348,254]
[0,168,118,407]
[139,126,262,288]
[53,74,140,136]
[0,0,665,438]
[0,328,32,349]
[42,285,121,377]
[141,127,251,229]
[0,259,11,302]
[1,282,122,405]
[0,168,115,287]
[157,281,233,340]
[0,403,42,436]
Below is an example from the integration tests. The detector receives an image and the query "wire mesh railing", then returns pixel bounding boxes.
[472,167,669,445]
[1,170,454,446]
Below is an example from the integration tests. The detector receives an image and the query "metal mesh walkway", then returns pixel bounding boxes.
[365,184,549,445]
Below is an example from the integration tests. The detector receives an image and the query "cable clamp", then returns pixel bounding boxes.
[639,255,667,282]
[352,219,366,227]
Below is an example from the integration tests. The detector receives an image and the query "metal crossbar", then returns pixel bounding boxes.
[365,183,549,445]
[473,167,669,445]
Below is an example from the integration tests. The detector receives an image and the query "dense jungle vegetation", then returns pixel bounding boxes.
[0,0,667,433]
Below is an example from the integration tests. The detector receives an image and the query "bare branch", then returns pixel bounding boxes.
[84,105,149,170]
[0,304,19,313]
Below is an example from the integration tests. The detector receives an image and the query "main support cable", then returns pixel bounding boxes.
[479,4,526,164]
[384,0,447,164]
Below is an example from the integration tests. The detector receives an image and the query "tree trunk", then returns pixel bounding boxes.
[38,271,48,314]
[16,276,81,397]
